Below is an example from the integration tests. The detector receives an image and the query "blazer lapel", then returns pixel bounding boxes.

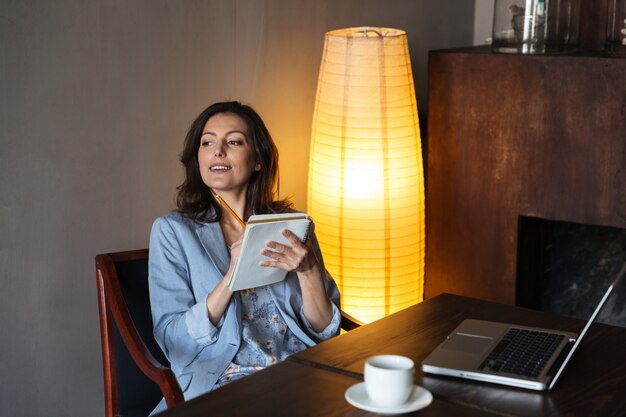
[195,221,230,276]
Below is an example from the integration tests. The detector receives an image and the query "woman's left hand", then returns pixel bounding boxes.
[259,229,319,274]
[262,228,333,332]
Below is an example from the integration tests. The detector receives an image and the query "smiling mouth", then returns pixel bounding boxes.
[210,165,231,172]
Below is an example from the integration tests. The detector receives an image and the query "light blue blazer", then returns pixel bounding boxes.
[148,210,340,413]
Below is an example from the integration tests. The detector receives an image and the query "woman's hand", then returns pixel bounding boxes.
[261,229,333,332]
[227,238,243,272]
[205,238,242,326]
[259,229,319,273]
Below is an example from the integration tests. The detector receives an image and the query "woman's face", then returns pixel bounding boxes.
[197,112,260,195]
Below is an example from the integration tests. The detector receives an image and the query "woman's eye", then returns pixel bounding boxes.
[228,140,243,146]
[200,140,213,147]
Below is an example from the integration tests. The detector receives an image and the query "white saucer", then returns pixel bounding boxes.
[345,382,433,415]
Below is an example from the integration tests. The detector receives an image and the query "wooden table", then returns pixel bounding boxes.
[157,293,626,417]
[156,359,490,417]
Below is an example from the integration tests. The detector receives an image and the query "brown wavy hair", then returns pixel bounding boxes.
[176,101,292,222]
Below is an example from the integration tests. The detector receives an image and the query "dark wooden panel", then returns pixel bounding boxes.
[425,48,626,304]
[579,0,609,51]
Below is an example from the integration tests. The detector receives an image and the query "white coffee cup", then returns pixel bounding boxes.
[364,354,415,407]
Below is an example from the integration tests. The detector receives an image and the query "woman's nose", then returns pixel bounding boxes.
[214,143,226,157]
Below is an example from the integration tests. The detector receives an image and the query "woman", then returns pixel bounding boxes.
[148,101,341,414]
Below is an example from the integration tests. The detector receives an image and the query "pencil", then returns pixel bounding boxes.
[212,192,246,229]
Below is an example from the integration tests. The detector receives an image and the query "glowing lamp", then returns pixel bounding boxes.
[307,27,425,323]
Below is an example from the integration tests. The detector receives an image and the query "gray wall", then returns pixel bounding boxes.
[0,1,478,415]
[474,0,495,45]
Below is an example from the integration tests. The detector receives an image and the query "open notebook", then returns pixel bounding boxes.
[421,262,626,390]
[227,213,312,291]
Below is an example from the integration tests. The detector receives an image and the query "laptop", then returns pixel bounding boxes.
[421,262,626,390]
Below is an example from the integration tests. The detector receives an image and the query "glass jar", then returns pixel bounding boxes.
[492,0,581,54]
[606,0,626,56]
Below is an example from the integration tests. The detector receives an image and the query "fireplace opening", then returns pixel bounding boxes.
[516,216,626,327]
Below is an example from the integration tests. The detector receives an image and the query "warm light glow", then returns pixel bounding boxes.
[308,27,425,324]
[343,161,383,198]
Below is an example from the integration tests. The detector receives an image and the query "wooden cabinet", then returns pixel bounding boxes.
[424,47,626,304]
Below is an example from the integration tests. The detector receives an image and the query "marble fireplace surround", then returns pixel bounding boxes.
[517,216,626,326]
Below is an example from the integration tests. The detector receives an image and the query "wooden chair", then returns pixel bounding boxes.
[96,248,362,417]
[339,308,363,331]
[96,249,183,417]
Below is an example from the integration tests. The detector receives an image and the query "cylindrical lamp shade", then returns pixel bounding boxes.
[307,27,425,324]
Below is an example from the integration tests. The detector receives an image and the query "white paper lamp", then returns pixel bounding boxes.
[307,27,425,323]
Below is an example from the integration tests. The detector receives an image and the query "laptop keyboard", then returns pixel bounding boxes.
[479,328,565,378]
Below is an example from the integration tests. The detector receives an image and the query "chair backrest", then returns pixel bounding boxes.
[96,249,183,417]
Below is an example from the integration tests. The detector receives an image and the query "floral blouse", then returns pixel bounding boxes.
[214,285,340,388]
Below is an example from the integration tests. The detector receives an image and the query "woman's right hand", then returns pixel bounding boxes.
[205,238,242,325]
[226,238,243,276]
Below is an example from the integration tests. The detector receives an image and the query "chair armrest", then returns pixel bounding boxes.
[340,309,364,331]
